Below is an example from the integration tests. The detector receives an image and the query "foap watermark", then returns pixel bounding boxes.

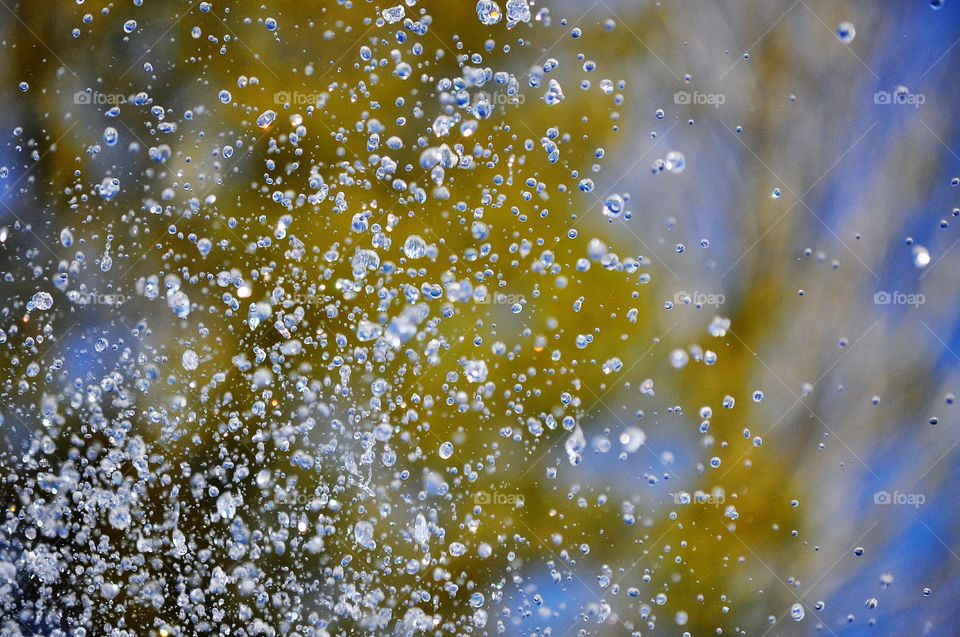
[478,292,526,306]
[874,88,925,108]
[674,490,725,507]
[874,290,924,307]
[674,290,726,307]
[474,490,525,507]
[674,91,725,108]
[287,294,320,306]
[74,91,127,106]
[472,90,525,108]
[274,91,324,106]
[874,490,925,508]
[68,290,128,307]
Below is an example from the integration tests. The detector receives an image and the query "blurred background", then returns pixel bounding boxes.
[1,0,959,635]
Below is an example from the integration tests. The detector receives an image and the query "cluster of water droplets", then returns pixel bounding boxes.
[1,2,946,636]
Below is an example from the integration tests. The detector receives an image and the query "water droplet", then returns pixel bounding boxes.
[836,21,856,44]
[439,442,454,459]
[664,150,686,174]
[791,603,805,621]
[505,0,531,25]
[256,110,277,128]
[182,349,200,371]
[382,5,405,24]
[30,291,53,311]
